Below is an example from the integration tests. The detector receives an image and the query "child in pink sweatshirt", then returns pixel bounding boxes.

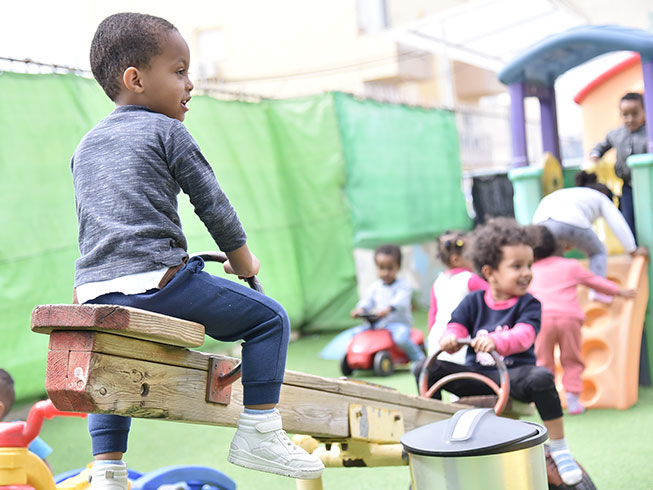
[526,225,636,414]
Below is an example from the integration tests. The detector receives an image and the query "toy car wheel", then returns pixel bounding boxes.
[373,350,394,376]
[340,355,353,376]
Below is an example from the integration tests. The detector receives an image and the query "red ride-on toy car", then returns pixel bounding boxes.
[340,313,425,377]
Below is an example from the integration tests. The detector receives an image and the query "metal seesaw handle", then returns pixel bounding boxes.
[418,338,510,415]
[189,250,266,385]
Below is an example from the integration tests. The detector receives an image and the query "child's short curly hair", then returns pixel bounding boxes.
[437,230,467,265]
[468,217,531,275]
[90,13,177,101]
[525,224,558,261]
[375,244,402,267]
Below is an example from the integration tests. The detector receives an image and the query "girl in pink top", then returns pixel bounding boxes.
[428,231,487,360]
[526,225,635,415]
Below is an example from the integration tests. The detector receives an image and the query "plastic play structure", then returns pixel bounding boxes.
[0,399,86,490]
[0,399,236,490]
[497,25,653,404]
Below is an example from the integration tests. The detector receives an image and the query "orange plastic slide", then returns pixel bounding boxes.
[554,254,649,410]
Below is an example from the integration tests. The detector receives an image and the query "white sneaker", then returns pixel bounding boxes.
[228,409,324,479]
[88,461,129,490]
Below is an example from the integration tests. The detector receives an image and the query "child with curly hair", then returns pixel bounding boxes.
[419,218,583,486]
[526,225,636,414]
[427,231,487,361]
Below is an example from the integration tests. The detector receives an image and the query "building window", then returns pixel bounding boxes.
[357,0,390,34]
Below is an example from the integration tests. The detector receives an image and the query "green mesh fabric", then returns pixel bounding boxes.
[0,75,469,400]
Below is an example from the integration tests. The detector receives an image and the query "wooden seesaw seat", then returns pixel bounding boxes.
[31,304,461,442]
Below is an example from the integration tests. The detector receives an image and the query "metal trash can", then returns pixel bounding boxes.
[401,408,548,490]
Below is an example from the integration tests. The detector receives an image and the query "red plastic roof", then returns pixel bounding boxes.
[573,53,641,105]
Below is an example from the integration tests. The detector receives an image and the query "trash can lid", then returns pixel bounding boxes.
[401,408,547,457]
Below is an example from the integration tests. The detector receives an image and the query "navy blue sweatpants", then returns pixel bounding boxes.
[86,256,290,455]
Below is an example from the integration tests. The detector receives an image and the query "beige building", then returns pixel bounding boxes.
[77,0,651,172]
[81,0,504,107]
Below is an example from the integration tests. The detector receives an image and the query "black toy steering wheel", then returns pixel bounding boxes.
[418,338,510,415]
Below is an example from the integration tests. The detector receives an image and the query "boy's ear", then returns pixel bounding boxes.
[480,264,492,282]
[0,400,5,419]
[122,66,145,93]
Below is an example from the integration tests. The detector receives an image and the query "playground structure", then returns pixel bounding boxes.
[498,25,653,391]
[0,399,237,490]
[574,53,645,159]
[571,254,648,409]
[0,399,86,490]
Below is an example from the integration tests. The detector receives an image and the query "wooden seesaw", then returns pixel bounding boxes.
[31,256,462,489]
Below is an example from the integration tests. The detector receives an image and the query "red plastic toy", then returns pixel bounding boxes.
[0,399,86,449]
[340,313,425,376]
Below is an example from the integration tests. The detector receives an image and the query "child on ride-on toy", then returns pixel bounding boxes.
[416,218,583,487]
[351,244,425,371]
[72,12,323,489]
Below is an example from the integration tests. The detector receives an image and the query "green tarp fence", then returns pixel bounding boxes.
[0,72,469,400]
[334,93,471,247]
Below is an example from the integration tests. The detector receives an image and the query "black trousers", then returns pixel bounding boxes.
[419,360,563,420]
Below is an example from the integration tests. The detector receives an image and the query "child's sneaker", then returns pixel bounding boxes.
[228,409,324,479]
[88,461,129,490]
[566,393,586,415]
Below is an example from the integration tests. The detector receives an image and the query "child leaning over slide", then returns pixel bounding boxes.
[427,231,487,360]
[526,225,636,415]
[417,218,584,486]
[72,13,323,489]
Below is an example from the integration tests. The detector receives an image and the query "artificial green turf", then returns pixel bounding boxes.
[33,309,653,489]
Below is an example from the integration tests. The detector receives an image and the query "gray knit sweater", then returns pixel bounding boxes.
[71,105,246,287]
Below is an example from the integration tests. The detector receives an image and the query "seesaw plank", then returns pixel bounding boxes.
[48,331,459,415]
[46,332,458,440]
[32,304,205,348]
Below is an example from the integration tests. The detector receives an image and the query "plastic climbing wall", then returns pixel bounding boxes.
[556,255,649,410]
